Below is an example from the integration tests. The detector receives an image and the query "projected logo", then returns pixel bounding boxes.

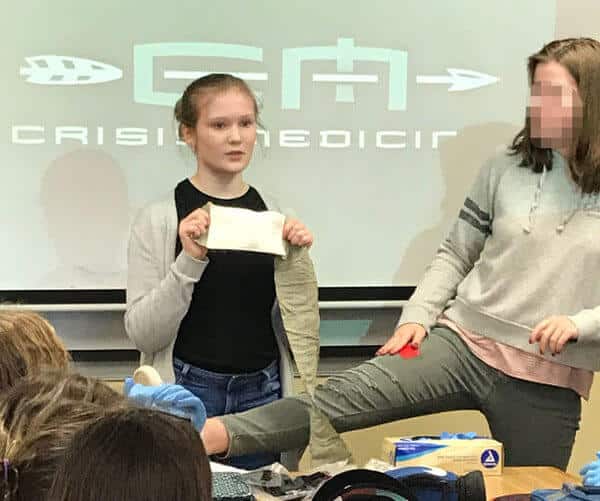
[134,38,497,110]
[132,39,410,110]
[20,38,498,110]
[15,38,498,149]
[20,56,122,85]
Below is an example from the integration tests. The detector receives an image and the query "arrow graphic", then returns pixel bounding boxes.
[416,68,499,92]
[20,55,122,85]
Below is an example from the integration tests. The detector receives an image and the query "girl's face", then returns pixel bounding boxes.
[184,88,257,176]
[528,60,582,151]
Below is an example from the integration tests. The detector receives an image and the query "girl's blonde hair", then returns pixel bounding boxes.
[0,310,70,392]
[0,371,126,501]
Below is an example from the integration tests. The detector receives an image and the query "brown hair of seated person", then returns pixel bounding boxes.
[47,406,212,501]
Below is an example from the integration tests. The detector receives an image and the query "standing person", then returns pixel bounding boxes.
[197,38,600,470]
[125,73,313,469]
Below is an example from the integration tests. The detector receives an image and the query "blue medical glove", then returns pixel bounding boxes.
[580,452,600,487]
[439,432,478,440]
[123,378,207,432]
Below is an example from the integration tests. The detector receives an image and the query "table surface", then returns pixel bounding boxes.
[485,466,580,500]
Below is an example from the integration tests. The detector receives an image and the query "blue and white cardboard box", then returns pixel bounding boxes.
[381,436,503,476]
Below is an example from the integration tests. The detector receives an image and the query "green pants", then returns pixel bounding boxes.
[222,326,581,469]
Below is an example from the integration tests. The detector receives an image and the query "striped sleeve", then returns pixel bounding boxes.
[460,197,491,235]
[398,156,503,332]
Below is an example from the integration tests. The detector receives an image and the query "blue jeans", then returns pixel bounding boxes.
[173,357,281,470]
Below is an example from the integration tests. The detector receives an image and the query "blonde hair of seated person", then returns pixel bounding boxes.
[0,371,125,501]
[0,310,70,392]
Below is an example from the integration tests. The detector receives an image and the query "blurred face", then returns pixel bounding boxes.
[183,88,257,176]
[528,60,582,151]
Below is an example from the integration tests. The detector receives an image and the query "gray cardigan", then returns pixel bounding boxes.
[124,191,294,394]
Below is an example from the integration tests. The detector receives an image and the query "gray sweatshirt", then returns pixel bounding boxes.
[399,150,600,371]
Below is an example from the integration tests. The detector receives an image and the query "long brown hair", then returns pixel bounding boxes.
[511,37,600,193]
[47,407,212,501]
[0,310,70,393]
[0,372,125,501]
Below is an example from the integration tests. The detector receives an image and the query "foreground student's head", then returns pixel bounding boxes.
[47,406,212,501]
[0,310,70,392]
[0,371,125,501]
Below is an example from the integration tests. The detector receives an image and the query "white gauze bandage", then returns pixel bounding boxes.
[196,204,288,256]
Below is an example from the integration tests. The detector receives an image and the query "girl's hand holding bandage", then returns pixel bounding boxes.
[178,208,210,260]
[283,218,313,247]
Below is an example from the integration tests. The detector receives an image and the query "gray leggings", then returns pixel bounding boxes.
[222,326,581,469]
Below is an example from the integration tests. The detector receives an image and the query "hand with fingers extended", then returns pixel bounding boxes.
[123,378,207,432]
[529,315,578,356]
[376,322,427,356]
[178,207,210,260]
[580,451,600,486]
[282,217,313,247]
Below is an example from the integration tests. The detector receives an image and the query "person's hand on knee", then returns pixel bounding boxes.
[529,315,578,355]
[376,323,426,356]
